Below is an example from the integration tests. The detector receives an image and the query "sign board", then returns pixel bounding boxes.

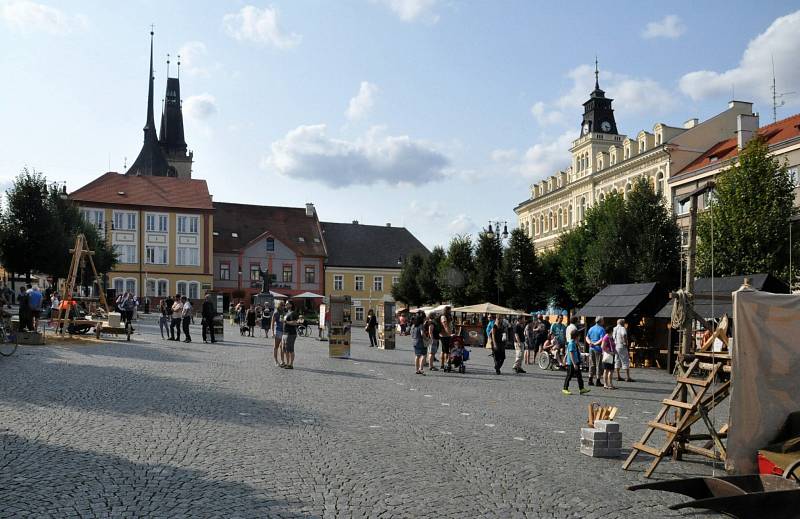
[378,300,396,350]
[352,299,362,307]
[318,303,327,337]
[215,294,224,315]
[328,295,352,358]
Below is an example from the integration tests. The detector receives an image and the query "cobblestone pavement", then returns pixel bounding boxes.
[0,317,727,518]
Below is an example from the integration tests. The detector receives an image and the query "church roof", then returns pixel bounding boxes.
[675,112,800,179]
[213,202,327,257]
[70,172,213,210]
[159,77,187,153]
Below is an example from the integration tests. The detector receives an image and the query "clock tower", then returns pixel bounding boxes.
[579,59,618,137]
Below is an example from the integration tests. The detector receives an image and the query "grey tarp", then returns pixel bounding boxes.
[727,287,800,473]
[575,282,668,320]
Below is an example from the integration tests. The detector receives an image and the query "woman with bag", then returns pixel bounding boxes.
[600,329,617,390]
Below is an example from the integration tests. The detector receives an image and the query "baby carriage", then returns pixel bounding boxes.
[448,336,470,373]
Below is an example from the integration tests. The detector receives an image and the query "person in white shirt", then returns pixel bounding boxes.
[181,296,193,343]
[613,319,634,382]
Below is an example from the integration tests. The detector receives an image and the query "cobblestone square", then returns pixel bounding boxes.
[0,318,724,518]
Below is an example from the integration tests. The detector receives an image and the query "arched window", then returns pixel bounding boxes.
[177,281,187,297]
[599,192,605,202]
[579,197,586,221]
[539,215,544,234]
[656,171,665,196]
[625,182,632,198]
[549,211,554,231]
[188,282,200,300]
[266,237,275,252]
[558,208,563,228]
[568,205,573,226]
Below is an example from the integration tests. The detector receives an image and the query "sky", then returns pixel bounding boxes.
[2,1,800,249]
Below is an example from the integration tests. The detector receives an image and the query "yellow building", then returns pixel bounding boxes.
[321,221,428,325]
[70,173,214,302]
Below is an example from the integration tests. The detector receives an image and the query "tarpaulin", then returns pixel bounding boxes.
[728,287,800,473]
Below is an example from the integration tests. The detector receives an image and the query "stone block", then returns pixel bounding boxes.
[607,432,622,443]
[580,445,620,458]
[594,420,619,433]
[581,438,607,449]
[607,439,622,450]
[581,428,607,441]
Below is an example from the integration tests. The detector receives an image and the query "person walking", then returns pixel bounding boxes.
[600,330,617,389]
[613,319,634,382]
[426,312,440,371]
[563,328,590,395]
[490,313,505,374]
[533,315,548,360]
[512,316,527,374]
[158,299,170,339]
[27,285,43,330]
[170,295,183,341]
[201,294,217,344]
[180,296,193,343]
[272,302,285,367]
[246,306,256,337]
[365,309,378,347]
[281,301,299,369]
[586,316,606,386]
[524,317,536,365]
[121,292,137,330]
[260,306,271,338]
[411,312,426,375]
[439,306,454,372]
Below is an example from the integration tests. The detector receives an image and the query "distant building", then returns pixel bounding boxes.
[212,202,326,310]
[514,63,757,250]
[70,173,214,300]
[321,221,428,325]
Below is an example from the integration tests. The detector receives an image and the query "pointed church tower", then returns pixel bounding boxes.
[127,30,172,177]
[159,56,193,179]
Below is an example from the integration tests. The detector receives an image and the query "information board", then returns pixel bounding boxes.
[378,299,396,350]
[328,295,351,358]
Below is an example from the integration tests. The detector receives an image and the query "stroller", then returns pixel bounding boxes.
[447,336,470,374]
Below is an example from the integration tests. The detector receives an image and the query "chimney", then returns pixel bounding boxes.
[737,113,759,149]
[683,118,699,129]
[305,202,315,217]
[386,223,391,227]
[352,220,359,225]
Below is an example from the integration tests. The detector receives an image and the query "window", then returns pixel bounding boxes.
[250,264,261,281]
[373,276,383,291]
[334,275,343,291]
[219,263,230,280]
[176,281,187,296]
[656,172,665,196]
[115,244,137,264]
[113,278,124,293]
[681,230,689,249]
[282,265,293,283]
[789,167,799,188]
[266,237,275,252]
[145,246,168,265]
[355,275,364,291]
[146,214,155,232]
[392,276,399,285]
[675,197,689,215]
[147,213,168,232]
[305,266,315,284]
[355,307,364,322]
[177,215,199,234]
[125,279,136,294]
[157,279,168,297]
[81,209,104,230]
[177,247,199,266]
[188,282,199,300]
[146,279,156,297]
[113,211,136,231]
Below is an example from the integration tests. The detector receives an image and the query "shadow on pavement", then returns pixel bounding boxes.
[0,432,303,517]
[294,367,379,380]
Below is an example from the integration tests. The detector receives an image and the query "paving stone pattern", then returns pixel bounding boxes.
[0,317,726,518]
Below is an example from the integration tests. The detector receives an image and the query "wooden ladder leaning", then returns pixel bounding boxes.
[622,359,729,478]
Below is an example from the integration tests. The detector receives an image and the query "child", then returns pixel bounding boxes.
[563,328,590,395]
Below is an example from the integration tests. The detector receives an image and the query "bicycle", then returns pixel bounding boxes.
[0,321,18,357]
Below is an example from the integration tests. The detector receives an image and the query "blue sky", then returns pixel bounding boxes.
[2,1,800,248]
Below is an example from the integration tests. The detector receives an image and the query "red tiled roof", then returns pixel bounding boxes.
[69,172,213,210]
[213,202,326,256]
[678,112,800,176]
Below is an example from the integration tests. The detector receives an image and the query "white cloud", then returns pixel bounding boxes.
[447,214,475,235]
[346,81,379,121]
[374,0,439,23]
[679,10,800,105]
[184,94,218,120]
[642,15,686,39]
[490,148,518,163]
[0,0,87,34]
[178,41,213,77]
[531,101,566,126]
[516,130,575,181]
[263,124,450,188]
[222,5,301,48]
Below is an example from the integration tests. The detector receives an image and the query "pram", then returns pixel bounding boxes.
[447,336,470,373]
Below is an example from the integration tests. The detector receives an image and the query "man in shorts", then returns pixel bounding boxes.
[281,301,299,369]
[272,302,285,367]
[439,306,453,372]
[613,318,634,382]
[512,316,527,374]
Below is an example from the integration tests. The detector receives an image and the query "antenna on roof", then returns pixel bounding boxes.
[177,54,181,79]
[166,53,170,78]
[772,55,796,123]
[124,156,127,169]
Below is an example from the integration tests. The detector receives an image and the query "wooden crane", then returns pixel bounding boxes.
[53,234,109,334]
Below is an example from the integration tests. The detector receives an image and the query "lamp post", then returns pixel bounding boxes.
[483,220,509,304]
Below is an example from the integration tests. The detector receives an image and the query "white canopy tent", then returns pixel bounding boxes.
[451,302,522,316]
[292,291,324,299]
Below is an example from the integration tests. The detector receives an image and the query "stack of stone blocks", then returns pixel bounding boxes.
[581,419,621,458]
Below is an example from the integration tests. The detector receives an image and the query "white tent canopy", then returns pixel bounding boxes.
[292,291,324,299]
[451,302,522,316]
[269,291,288,299]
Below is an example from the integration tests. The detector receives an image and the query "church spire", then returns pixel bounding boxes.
[594,56,599,91]
[145,28,156,133]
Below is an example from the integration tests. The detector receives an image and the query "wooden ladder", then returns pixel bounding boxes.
[622,360,727,478]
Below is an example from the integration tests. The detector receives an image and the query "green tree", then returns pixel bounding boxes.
[499,228,538,310]
[697,136,795,279]
[556,226,594,307]
[391,252,424,306]
[537,248,574,311]
[418,245,445,304]
[625,176,681,287]
[471,231,502,303]
[440,235,474,306]
[581,192,629,291]
[0,168,54,282]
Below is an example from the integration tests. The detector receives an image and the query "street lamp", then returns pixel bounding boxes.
[483,220,510,304]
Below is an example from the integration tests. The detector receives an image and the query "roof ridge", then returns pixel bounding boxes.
[757,111,800,131]
[213,201,306,211]
[322,221,407,230]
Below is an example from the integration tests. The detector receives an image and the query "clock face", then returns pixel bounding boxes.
[582,123,590,135]
[601,121,612,132]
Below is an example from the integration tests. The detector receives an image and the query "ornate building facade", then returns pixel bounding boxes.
[514,67,756,250]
